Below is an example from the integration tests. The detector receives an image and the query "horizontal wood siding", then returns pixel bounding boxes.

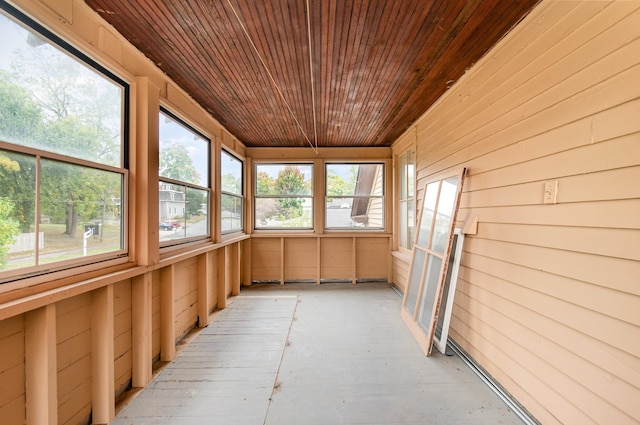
[56,294,92,425]
[284,238,317,281]
[114,279,132,396]
[321,238,352,280]
[391,254,410,292]
[355,238,388,280]
[174,257,199,339]
[0,315,25,425]
[394,1,640,423]
[251,238,282,281]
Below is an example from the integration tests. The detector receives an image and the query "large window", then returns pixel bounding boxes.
[0,5,127,281]
[159,109,209,243]
[254,163,313,229]
[221,150,243,234]
[398,149,415,249]
[325,163,385,230]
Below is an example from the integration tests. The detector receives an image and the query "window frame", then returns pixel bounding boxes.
[324,162,385,231]
[158,107,211,246]
[0,3,129,284]
[397,148,416,251]
[253,162,314,231]
[220,148,244,235]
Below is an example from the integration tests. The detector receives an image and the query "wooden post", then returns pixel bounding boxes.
[243,238,252,286]
[132,77,160,266]
[217,248,227,310]
[25,305,57,425]
[91,285,115,424]
[160,265,176,361]
[131,273,152,387]
[280,237,285,285]
[352,237,357,284]
[197,253,211,327]
[232,242,241,295]
[316,237,321,285]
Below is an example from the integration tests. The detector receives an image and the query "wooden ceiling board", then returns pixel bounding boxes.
[85,0,539,149]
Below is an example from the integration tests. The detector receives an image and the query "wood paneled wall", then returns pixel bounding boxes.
[391,1,640,423]
[250,235,390,285]
[0,315,25,424]
[56,295,92,425]
[0,1,248,423]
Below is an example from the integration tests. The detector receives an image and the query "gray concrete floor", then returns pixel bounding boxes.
[112,282,524,425]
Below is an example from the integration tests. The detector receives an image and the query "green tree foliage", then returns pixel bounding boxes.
[186,187,206,218]
[0,150,35,233]
[160,143,201,186]
[0,71,43,145]
[0,197,20,266]
[1,48,123,237]
[326,168,356,197]
[255,171,274,195]
[274,166,306,220]
[0,75,41,232]
[221,172,241,216]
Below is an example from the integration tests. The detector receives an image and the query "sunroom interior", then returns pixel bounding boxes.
[0,0,639,424]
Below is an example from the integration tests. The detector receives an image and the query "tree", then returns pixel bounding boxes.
[2,43,124,237]
[0,197,20,267]
[255,171,274,195]
[0,74,42,232]
[159,143,201,186]
[274,166,306,220]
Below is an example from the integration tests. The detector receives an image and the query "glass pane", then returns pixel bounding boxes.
[416,181,439,247]
[399,200,407,248]
[417,255,444,332]
[436,234,458,340]
[325,197,384,229]
[39,159,123,264]
[0,14,123,167]
[221,150,242,195]
[431,176,459,253]
[255,164,312,196]
[326,163,383,197]
[399,153,407,199]
[159,111,209,187]
[0,150,36,270]
[407,198,415,250]
[184,187,208,238]
[407,150,415,196]
[404,248,426,316]
[255,197,313,229]
[159,182,185,241]
[221,193,243,232]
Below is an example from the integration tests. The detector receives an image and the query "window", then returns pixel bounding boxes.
[254,163,313,229]
[401,169,466,356]
[158,109,209,243]
[325,163,384,230]
[220,150,243,234]
[0,5,127,281]
[398,149,415,249]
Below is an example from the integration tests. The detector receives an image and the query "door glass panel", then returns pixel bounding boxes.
[404,248,426,316]
[416,182,439,248]
[431,176,458,253]
[417,255,443,332]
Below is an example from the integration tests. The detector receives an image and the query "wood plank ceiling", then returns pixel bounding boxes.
[86,0,539,149]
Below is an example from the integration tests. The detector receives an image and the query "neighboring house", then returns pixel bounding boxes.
[158,183,185,220]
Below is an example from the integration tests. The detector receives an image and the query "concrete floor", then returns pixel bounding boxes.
[112,282,524,425]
